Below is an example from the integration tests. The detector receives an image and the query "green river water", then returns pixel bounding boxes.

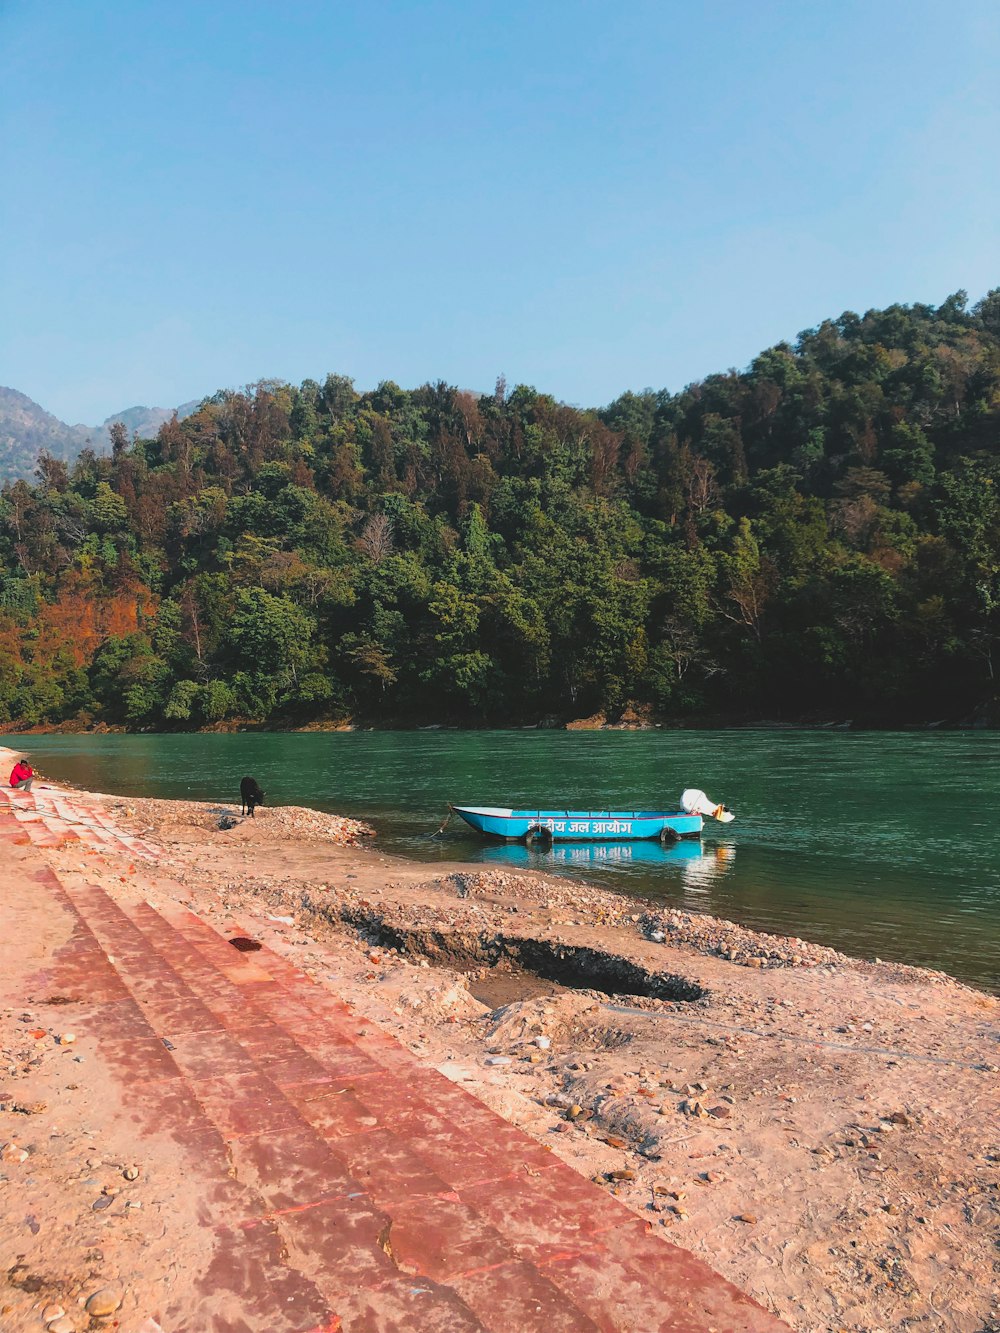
[7,730,999,993]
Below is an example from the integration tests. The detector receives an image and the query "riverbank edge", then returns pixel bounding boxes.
[3,712,999,735]
[1,742,987,1000]
[5,745,999,1330]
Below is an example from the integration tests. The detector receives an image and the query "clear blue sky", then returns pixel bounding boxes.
[2,0,997,425]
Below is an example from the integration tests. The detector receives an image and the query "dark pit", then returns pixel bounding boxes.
[344,912,704,1005]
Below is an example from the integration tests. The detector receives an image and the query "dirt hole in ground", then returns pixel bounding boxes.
[346,913,705,1006]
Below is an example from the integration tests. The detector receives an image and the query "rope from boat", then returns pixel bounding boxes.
[430,807,454,838]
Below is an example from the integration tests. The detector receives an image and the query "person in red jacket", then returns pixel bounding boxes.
[9,758,33,792]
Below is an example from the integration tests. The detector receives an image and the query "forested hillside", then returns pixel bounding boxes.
[2,291,999,730]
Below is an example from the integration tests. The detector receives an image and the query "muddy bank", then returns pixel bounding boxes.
[102,798,1000,1329]
[2,762,999,1332]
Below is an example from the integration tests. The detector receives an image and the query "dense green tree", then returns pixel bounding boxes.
[1,293,999,729]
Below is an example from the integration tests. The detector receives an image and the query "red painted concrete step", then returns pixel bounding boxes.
[0,785,160,859]
[45,869,788,1333]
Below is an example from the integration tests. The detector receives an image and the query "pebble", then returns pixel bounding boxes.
[681,1098,709,1118]
[485,1056,511,1066]
[85,1287,124,1317]
[41,1304,65,1322]
[57,1033,76,1045]
[123,1165,140,1180]
[534,1036,551,1049]
[737,1213,758,1224]
[48,1318,75,1333]
[0,1141,28,1163]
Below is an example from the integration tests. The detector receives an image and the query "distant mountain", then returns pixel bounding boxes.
[0,388,200,484]
[0,388,93,481]
[100,401,202,443]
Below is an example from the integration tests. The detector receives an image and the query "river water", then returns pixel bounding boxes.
[7,730,999,992]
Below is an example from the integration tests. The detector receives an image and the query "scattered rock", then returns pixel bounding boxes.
[736,1212,758,1224]
[123,1165,140,1180]
[85,1287,124,1318]
[680,1098,709,1118]
[0,1098,46,1114]
[0,1140,28,1163]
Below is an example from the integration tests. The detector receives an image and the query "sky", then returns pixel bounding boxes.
[1,0,998,425]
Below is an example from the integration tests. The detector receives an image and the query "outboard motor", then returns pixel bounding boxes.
[680,788,735,823]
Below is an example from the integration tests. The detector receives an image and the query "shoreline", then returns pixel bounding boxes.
[8,735,999,997]
[3,708,998,736]
[2,749,999,1330]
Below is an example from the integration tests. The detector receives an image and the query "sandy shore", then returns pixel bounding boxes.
[2,751,999,1332]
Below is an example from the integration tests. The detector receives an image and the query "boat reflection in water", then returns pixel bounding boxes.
[478,837,736,889]
[676,843,737,901]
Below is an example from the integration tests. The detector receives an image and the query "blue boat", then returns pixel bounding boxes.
[450,805,703,843]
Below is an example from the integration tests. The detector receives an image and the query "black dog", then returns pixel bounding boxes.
[240,776,266,818]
